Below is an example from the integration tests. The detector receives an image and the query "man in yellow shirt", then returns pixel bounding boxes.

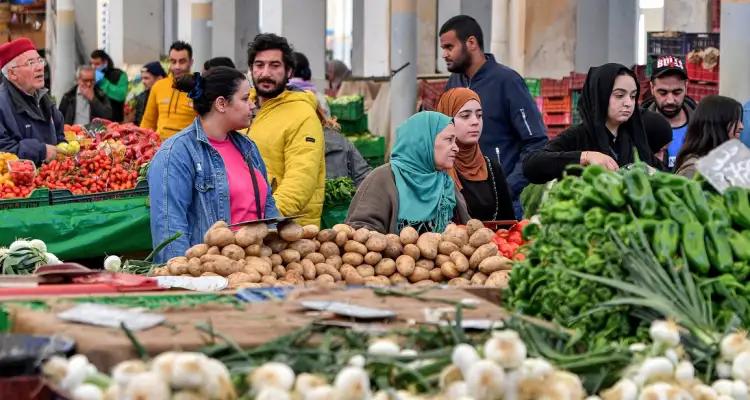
[139,41,197,139]
[247,33,325,227]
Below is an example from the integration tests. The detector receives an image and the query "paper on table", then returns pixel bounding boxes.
[300,300,396,319]
[57,303,165,331]
[155,276,228,292]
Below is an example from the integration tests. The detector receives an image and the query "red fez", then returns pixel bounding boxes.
[0,38,37,69]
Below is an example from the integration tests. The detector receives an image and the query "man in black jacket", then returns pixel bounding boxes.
[58,66,113,125]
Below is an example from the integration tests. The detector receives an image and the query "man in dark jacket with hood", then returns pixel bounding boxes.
[440,15,547,218]
[640,55,697,170]
[0,38,65,166]
[58,65,113,125]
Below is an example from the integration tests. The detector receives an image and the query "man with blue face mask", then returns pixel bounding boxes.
[90,49,128,122]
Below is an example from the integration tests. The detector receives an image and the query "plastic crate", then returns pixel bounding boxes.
[525,78,541,97]
[570,72,586,90]
[547,126,566,140]
[639,80,652,103]
[49,179,148,205]
[687,82,719,102]
[543,112,571,127]
[339,114,369,134]
[686,61,719,83]
[686,32,720,52]
[541,77,571,98]
[633,64,648,81]
[328,96,365,121]
[0,188,49,210]
[542,96,572,113]
[647,31,688,57]
[711,0,721,32]
[535,97,543,114]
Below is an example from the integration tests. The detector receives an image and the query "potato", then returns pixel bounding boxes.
[386,233,400,243]
[304,252,326,265]
[364,276,390,287]
[207,246,220,255]
[317,229,337,243]
[469,228,494,248]
[383,239,403,260]
[443,224,469,247]
[470,272,488,286]
[302,225,320,239]
[261,275,278,284]
[403,244,421,260]
[209,220,228,230]
[279,222,304,242]
[340,264,357,277]
[267,237,288,254]
[469,243,499,269]
[416,259,435,271]
[438,241,460,256]
[221,244,246,261]
[460,245,476,258]
[152,267,170,276]
[408,267,431,283]
[283,270,305,285]
[440,261,460,279]
[448,277,471,286]
[342,252,364,266]
[416,233,441,260]
[204,225,235,248]
[235,224,269,247]
[478,256,513,274]
[335,231,349,247]
[228,272,256,288]
[287,239,316,257]
[344,270,364,285]
[246,257,272,276]
[207,257,239,277]
[316,274,335,284]
[353,227,370,243]
[279,249,301,264]
[259,246,273,257]
[319,242,340,259]
[333,224,355,238]
[375,258,396,276]
[200,271,219,277]
[168,256,188,267]
[301,259,317,280]
[364,251,383,266]
[465,219,484,236]
[326,256,343,269]
[399,226,419,245]
[187,258,203,276]
[460,270,475,280]
[244,244,262,257]
[185,244,209,258]
[286,262,303,275]
[429,268,444,282]
[396,255,416,277]
[344,240,368,256]
[270,254,283,267]
[485,270,511,288]
[316,264,342,280]
[389,273,408,285]
[354,264,374,278]
[313,240,321,251]
[365,233,387,252]
[435,254,451,267]
[273,265,287,278]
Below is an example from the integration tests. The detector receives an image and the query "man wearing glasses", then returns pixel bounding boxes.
[0,38,65,165]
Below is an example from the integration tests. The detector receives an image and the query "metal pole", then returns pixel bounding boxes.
[191,0,213,69]
[490,0,509,62]
[389,0,417,139]
[719,1,750,101]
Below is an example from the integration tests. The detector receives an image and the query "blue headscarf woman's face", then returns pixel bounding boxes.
[433,123,459,171]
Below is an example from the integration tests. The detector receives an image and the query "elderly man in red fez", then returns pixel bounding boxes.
[0,38,65,165]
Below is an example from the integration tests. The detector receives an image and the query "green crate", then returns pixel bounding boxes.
[328,96,365,121]
[49,180,149,205]
[0,188,49,210]
[525,78,541,97]
[321,203,349,229]
[339,114,369,134]
[351,135,385,159]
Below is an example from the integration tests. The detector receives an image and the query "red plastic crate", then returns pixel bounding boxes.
[535,97,543,114]
[639,80,653,103]
[687,82,719,102]
[633,64,648,81]
[686,61,719,83]
[543,96,572,113]
[547,126,566,140]
[541,77,571,98]
[543,112,571,126]
[570,72,586,90]
[711,0,721,32]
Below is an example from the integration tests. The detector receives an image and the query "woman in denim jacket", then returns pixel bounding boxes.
[148,67,279,263]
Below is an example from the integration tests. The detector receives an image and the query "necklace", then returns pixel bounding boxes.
[485,156,499,220]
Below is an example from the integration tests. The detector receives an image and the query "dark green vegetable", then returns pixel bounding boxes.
[324,177,357,205]
[705,221,734,273]
[623,168,657,217]
[683,180,711,224]
[725,187,750,229]
[652,219,680,265]
[682,222,710,274]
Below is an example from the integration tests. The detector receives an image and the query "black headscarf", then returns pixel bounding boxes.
[642,110,673,152]
[577,63,655,166]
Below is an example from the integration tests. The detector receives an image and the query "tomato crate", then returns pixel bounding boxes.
[686,61,719,83]
[0,188,49,210]
[686,32,720,52]
[570,72,586,90]
[541,77,571,98]
[687,82,719,102]
[525,78,541,97]
[547,126,566,140]
[647,31,688,57]
[328,96,364,121]
[543,112,571,127]
[543,96,572,113]
[49,179,149,205]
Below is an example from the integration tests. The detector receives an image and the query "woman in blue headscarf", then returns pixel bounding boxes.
[346,111,470,234]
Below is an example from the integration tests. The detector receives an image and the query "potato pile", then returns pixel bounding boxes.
[156,219,514,289]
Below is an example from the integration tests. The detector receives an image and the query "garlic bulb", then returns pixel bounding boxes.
[61,354,93,390]
[367,338,400,356]
[465,360,505,400]
[635,357,674,386]
[721,332,750,362]
[29,239,47,252]
[439,364,463,390]
[151,351,179,380]
[103,255,122,272]
[712,379,734,396]
[333,366,372,400]
[171,391,204,400]
[600,378,638,400]
[170,352,209,390]
[250,362,296,391]
[732,351,750,384]
[256,387,291,400]
[445,381,468,398]
[519,358,554,380]
[732,380,749,400]
[123,372,170,400]
[674,361,694,385]
[452,343,481,377]
[348,355,366,368]
[649,320,681,348]
[200,357,236,400]
[304,385,335,400]
[295,373,328,394]
[111,359,148,389]
[716,361,732,379]
[483,330,527,369]
[71,383,103,400]
[689,384,719,400]
[9,239,30,252]
[42,356,69,383]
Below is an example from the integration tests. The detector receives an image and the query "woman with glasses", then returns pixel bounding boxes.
[0,38,65,166]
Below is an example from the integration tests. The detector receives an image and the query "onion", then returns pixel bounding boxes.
[103,255,122,272]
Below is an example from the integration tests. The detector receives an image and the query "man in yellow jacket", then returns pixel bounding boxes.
[140,41,197,140]
[247,33,325,227]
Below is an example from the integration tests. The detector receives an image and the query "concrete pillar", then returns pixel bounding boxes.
[490,0,509,63]
[212,0,259,70]
[73,0,97,62]
[164,0,177,54]
[719,0,750,102]
[351,0,389,77]
[507,0,525,75]
[436,0,460,72]
[607,0,638,66]
[575,0,637,72]
[390,0,417,136]
[417,0,437,75]
[51,0,75,102]
[663,0,710,32]
[191,0,213,71]
[524,0,575,78]
[123,1,164,64]
[351,0,364,76]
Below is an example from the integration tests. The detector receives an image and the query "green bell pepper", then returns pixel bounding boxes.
[724,187,750,229]
[682,221,710,274]
[705,220,734,273]
[624,168,657,217]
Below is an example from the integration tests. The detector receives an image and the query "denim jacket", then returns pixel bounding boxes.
[148,118,280,263]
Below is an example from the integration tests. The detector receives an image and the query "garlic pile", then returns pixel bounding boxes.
[41,354,110,400]
[592,320,750,400]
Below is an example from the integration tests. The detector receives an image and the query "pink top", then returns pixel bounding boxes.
[208,136,268,224]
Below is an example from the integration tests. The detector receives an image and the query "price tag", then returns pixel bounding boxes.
[696,139,750,193]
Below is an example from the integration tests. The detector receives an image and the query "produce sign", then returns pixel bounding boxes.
[508,163,750,349]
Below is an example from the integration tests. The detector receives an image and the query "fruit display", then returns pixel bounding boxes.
[159,219,515,289]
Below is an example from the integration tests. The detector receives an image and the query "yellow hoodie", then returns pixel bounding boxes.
[140,74,197,140]
[247,90,325,227]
